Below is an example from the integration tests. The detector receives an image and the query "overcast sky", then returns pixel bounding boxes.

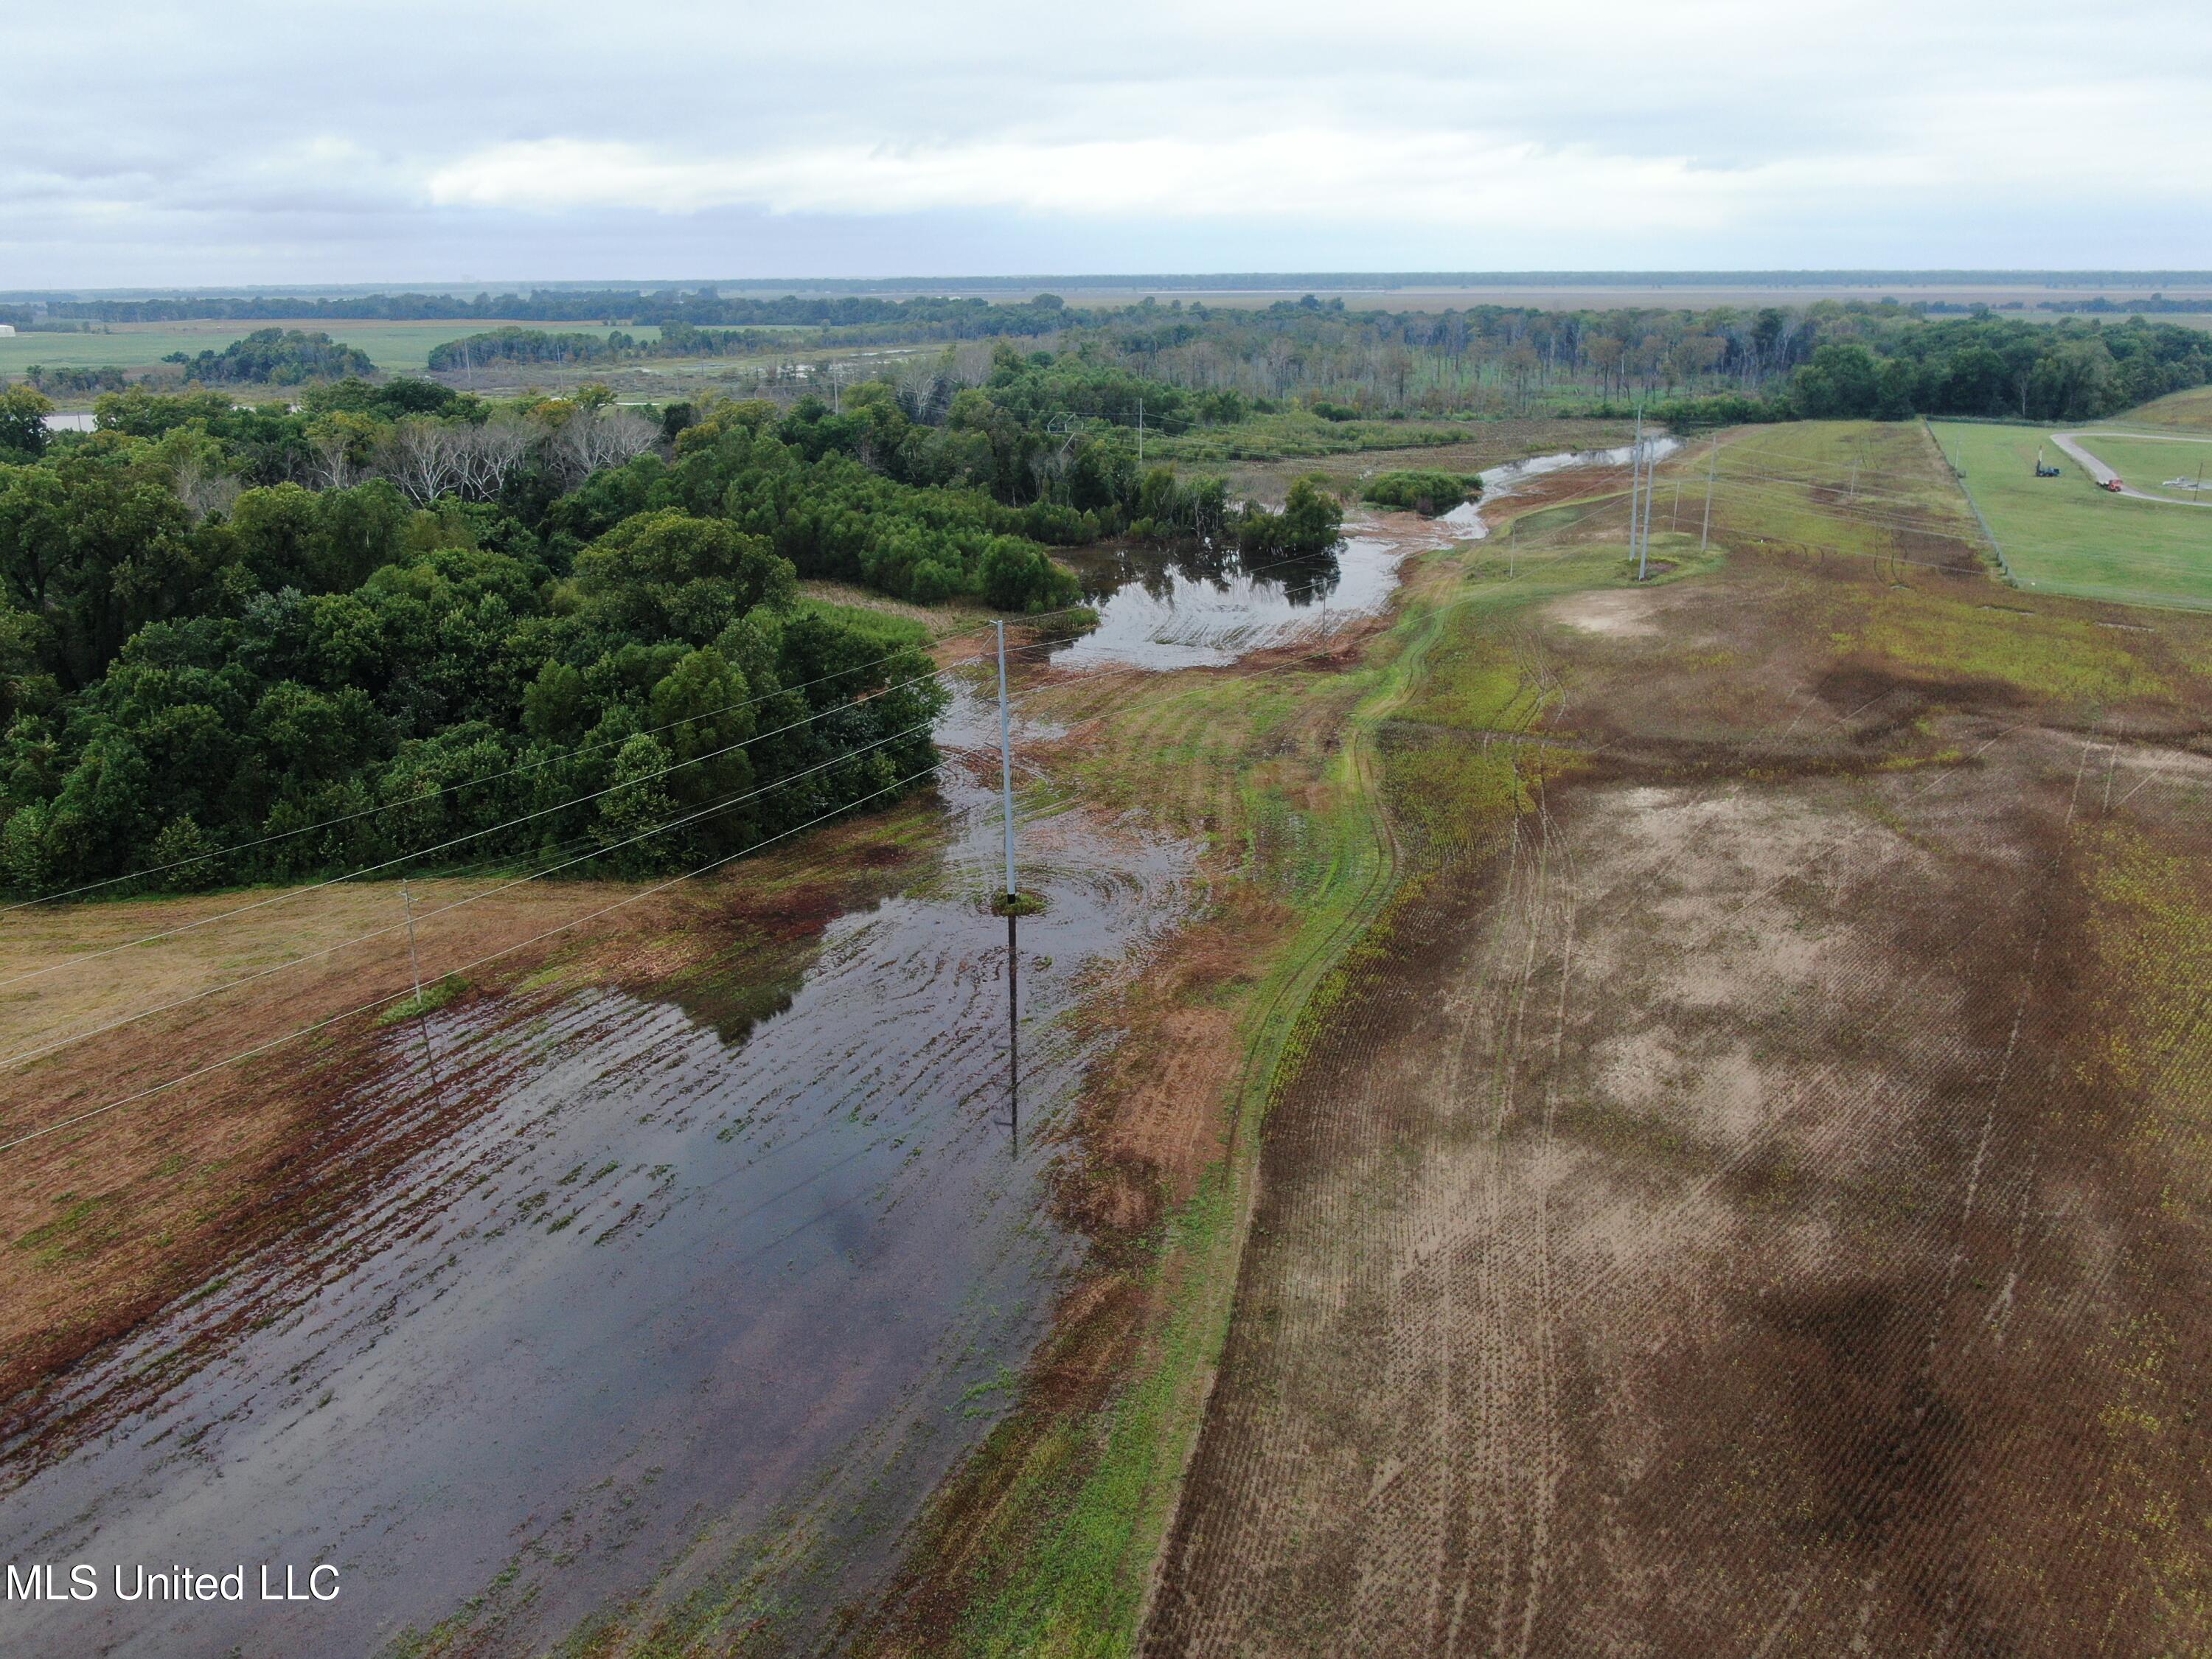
[6,0,2209,288]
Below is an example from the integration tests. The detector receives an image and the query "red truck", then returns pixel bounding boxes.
[2102,477,2124,493]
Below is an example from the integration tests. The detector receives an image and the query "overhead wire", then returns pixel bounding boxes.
[0,540,1368,973]
[0,616,1022,912]
[0,716,944,1071]
[0,607,1405,1155]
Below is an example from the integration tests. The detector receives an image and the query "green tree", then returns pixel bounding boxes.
[1281,475,1345,555]
[0,387,53,462]
[572,510,797,642]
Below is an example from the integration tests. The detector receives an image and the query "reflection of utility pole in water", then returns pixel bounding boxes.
[400,878,443,1098]
[995,622,1020,1153]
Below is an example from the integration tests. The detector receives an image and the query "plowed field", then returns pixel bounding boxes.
[1144,422,2212,1656]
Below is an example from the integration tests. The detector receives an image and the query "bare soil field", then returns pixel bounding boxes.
[1144,421,2212,1655]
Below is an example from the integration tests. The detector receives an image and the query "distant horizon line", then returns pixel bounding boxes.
[10,269,2212,303]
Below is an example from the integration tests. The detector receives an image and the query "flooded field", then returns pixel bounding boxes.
[1437,437,1683,538]
[0,686,1194,1657]
[1051,532,1409,670]
[0,486,1446,1658]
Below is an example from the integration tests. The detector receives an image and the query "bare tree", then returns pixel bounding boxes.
[379,417,467,505]
[549,406,659,485]
[453,416,539,500]
[305,413,375,490]
[171,453,241,524]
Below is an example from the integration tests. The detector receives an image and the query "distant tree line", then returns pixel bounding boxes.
[425,322,794,372]
[1026,297,2212,427]
[23,290,1088,338]
[161,328,377,386]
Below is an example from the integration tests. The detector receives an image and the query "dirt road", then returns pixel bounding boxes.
[2053,428,2212,506]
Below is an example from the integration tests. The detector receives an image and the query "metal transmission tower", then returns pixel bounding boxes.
[1630,403,1651,580]
[1700,435,1718,553]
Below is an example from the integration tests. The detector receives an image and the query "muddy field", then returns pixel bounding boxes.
[0,667,1207,1655]
[1144,422,2212,1655]
[6,422,2207,1656]
[0,493,1471,1655]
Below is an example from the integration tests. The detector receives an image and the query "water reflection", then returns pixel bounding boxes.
[1051,536,1407,671]
[1437,438,1685,539]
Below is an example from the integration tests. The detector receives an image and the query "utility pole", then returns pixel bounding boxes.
[995,622,1017,905]
[1630,403,1649,580]
[1627,408,1641,571]
[994,620,1020,1153]
[1136,398,1144,466]
[1636,439,1652,581]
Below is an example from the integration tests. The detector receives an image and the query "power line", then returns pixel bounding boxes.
[0,717,942,1074]
[0,619,1010,914]
[0,618,1402,1156]
[0,761,950,1155]
[0,542,1369,916]
[0,536,1413,1073]
[0,648,1009,992]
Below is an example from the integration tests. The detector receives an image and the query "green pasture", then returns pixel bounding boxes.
[2099,383,2212,433]
[0,319,664,377]
[2068,431,2212,504]
[1930,420,2212,611]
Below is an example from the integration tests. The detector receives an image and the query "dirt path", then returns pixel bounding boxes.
[1141,428,2212,1656]
[2053,429,2212,507]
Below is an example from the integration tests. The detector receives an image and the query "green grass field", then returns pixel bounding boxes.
[2068,430,2212,504]
[0,319,664,377]
[2100,383,2212,433]
[1930,420,2212,611]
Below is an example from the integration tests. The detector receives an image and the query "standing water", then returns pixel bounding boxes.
[0,684,1192,1658]
[1051,533,1409,670]
[1435,438,1683,539]
[0,505,1442,1656]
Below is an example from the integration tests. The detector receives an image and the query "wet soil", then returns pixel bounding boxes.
[0,687,1196,1658]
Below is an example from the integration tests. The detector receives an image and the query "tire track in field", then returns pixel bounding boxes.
[1148,701,2104,1652]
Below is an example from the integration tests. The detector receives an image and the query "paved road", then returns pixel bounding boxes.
[2053,429,2212,507]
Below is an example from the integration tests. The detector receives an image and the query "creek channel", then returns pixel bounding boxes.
[1435,437,1683,538]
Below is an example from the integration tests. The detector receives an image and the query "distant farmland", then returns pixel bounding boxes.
[1931,419,2212,611]
[0,319,664,376]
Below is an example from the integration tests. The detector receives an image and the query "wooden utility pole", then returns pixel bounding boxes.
[995,622,1017,905]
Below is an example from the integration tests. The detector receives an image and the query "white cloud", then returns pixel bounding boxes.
[1,0,2209,284]
[427,132,1778,228]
